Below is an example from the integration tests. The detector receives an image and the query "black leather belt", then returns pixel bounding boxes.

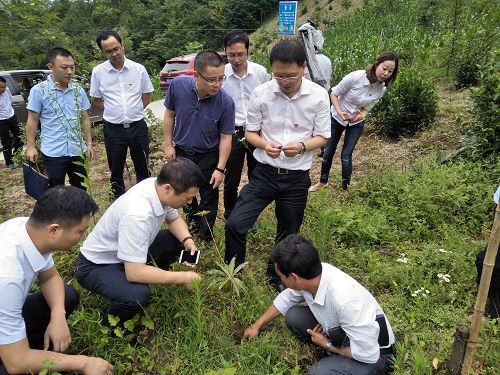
[105,119,143,128]
[175,145,216,156]
[258,162,307,175]
[234,126,245,131]
[380,346,394,355]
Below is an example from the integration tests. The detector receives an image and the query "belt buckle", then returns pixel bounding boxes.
[185,149,195,156]
[277,167,288,175]
[123,123,131,129]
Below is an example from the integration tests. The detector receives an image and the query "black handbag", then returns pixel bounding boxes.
[22,162,49,200]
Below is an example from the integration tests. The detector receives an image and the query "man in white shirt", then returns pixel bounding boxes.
[0,186,113,374]
[224,40,330,288]
[0,76,23,169]
[90,30,154,199]
[221,30,268,221]
[243,234,395,375]
[76,158,202,325]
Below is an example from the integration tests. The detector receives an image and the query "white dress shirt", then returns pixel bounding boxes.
[80,178,179,264]
[246,78,330,170]
[331,70,387,126]
[0,87,15,120]
[316,53,332,90]
[0,217,55,345]
[274,263,395,364]
[222,61,268,128]
[90,57,154,123]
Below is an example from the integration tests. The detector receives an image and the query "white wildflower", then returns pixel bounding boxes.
[437,248,452,254]
[397,253,409,263]
[437,273,451,283]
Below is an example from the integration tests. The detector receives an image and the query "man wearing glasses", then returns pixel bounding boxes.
[90,30,154,200]
[221,30,269,223]
[163,51,235,242]
[224,40,331,290]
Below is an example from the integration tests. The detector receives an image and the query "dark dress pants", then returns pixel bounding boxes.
[0,285,79,375]
[224,163,310,269]
[175,147,219,242]
[75,230,183,324]
[42,153,87,190]
[223,131,256,220]
[320,118,364,189]
[0,114,23,166]
[285,306,393,375]
[103,119,150,199]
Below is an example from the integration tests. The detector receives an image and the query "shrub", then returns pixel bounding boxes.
[370,67,438,138]
[465,52,500,158]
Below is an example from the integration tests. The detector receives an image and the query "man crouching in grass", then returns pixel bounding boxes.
[243,234,395,375]
[0,186,113,374]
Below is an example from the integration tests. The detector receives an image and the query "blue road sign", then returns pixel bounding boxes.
[278,1,298,35]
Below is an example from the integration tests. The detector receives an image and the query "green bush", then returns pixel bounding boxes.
[370,67,438,138]
[465,52,500,158]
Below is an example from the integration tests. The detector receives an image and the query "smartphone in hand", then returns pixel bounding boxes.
[179,250,200,265]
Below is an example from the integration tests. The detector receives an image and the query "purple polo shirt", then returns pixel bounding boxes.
[164,76,235,153]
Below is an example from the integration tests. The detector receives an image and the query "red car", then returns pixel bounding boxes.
[159,52,228,94]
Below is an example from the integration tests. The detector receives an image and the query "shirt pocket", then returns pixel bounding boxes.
[198,114,219,138]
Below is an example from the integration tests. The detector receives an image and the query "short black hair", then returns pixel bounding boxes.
[270,40,306,66]
[194,50,224,74]
[48,48,75,64]
[96,30,122,50]
[366,52,399,86]
[156,157,203,194]
[0,76,6,83]
[223,30,249,50]
[29,186,98,229]
[270,234,322,279]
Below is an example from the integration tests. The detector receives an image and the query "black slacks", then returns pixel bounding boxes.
[0,114,23,166]
[225,162,310,271]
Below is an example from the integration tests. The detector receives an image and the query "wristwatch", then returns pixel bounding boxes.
[299,142,306,155]
[325,341,333,353]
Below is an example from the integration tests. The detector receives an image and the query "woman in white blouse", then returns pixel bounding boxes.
[309,52,399,192]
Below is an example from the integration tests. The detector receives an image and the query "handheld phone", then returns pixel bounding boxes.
[344,111,359,122]
[179,250,200,265]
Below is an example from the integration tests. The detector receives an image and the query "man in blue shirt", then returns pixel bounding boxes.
[26,48,93,190]
[0,186,113,374]
[163,50,235,242]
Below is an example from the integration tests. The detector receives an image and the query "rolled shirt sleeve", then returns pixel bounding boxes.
[312,89,332,138]
[273,289,306,316]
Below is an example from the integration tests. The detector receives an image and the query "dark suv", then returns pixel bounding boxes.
[0,70,103,124]
[159,52,228,93]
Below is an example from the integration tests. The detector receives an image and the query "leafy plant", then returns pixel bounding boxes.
[370,67,438,138]
[208,258,248,297]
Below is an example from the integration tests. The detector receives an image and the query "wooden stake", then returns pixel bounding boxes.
[449,324,469,374]
[461,204,500,374]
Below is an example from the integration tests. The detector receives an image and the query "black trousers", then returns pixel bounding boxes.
[175,146,219,242]
[225,162,310,272]
[0,285,79,375]
[223,130,256,220]
[0,114,23,166]
[42,153,87,190]
[285,306,393,375]
[75,229,183,324]
[103,119,150,199]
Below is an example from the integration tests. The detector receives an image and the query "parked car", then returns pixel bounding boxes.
[0,70,103,124]
[159,52,228,93]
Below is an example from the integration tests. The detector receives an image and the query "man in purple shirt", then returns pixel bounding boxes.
[162,51,235,242]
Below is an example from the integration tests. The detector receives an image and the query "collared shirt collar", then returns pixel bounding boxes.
[104,57,131,73]
[362,73,372,86]
[312,265,327,306]
[19,223,49,272]
[151,180,168,217]
[191,77,212,100]
[226,61,256,79]
[46,74,76,92]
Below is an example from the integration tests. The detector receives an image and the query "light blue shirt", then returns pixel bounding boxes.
[27,75,91,157]
[0,217,54,345]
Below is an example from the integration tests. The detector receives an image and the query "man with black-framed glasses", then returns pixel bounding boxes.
[224,40,331,291]
[163,50,235,243]
[221,30,269,222]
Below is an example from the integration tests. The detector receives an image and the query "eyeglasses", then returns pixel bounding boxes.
[103,46,122,56]
[272,74,302,84]
[197,71,226,86]
[227,52,247,60]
